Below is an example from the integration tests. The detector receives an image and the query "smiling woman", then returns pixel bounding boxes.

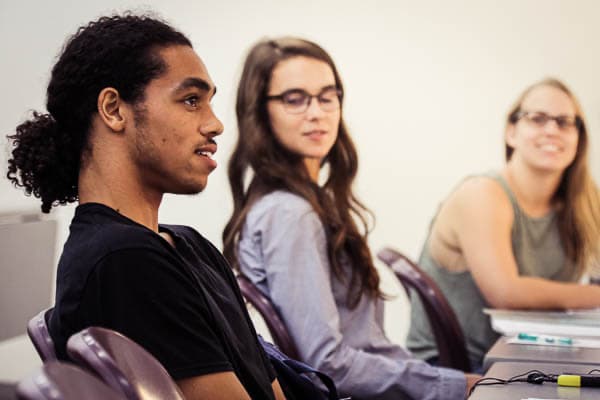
[407,78,600,371]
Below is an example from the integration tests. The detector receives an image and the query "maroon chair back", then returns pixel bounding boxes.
[27,308,56,362]
[16,361,125,400]
[66,327,184,400]
[377,247,471,372]
[236,274,300,360]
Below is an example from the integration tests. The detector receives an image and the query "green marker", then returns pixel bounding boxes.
[558,337,573,345]
[518,333,538,341]
[517,333,573,345]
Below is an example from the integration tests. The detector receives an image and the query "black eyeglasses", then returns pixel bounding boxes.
[266,87,342,114]
[515,111,580,131]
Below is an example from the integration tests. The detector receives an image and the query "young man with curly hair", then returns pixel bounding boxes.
[7,13,285,400]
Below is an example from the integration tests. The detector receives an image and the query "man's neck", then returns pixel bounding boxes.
[78,162,163,232]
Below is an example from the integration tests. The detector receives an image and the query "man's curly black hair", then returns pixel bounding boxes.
[6,13,192,213]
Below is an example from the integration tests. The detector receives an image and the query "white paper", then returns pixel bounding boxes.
[520,398,565,400]
[484,308,600,337]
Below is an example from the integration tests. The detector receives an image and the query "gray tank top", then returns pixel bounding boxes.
[406,173,575,369]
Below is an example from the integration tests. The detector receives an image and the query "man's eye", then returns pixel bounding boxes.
[184,96,199,107]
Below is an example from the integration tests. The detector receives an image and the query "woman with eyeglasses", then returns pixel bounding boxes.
[407,78,600,371]
[223,37,479,399]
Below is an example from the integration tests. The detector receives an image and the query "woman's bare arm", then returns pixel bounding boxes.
[440,177,600,310]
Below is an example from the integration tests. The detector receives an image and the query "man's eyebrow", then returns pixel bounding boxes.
[174,77,217,96]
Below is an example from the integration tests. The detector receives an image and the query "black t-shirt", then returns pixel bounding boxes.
[48,203,276,399]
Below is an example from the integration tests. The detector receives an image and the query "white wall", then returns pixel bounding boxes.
[1,0,599,381]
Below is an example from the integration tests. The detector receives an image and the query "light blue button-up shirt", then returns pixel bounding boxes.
[238,190,466,400]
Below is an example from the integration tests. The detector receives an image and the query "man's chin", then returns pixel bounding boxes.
[168,181,207,196]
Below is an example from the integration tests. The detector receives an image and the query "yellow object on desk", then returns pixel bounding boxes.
[557,374,600,387]
[557,374,581,387]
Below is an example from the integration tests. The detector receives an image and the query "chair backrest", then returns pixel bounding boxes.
[377,247,471,372]
[66,327,184,400]
[236,274,300,360]
[16,361,125,400]
[27,308,56,362]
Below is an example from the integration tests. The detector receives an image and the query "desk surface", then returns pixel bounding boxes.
[483,336,600,371]
[469,362,600,400]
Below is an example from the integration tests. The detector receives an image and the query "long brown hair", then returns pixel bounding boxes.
[223,37,381,307]
[506,78,600,277]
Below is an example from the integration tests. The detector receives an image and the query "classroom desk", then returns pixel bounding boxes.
[483,336,600,371]
[469,362,600,399]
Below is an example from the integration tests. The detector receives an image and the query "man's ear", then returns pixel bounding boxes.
[97,87,127,132]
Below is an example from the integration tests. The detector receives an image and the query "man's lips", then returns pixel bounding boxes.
[194,142,218,169]
[194,143,217,158]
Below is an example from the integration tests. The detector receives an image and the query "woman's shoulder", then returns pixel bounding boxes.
[430,172,515,258]
[252,190,314,213]
[442,172,514,219]
[454,173,508,200]
[247,190,319,225]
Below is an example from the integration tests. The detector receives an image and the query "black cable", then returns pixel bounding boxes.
[468,369,557,396]
[470,368,600,395]
[470,368,600,396]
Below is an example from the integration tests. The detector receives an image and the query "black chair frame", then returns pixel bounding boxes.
[27,308,56,362]
[236,274,300,360]
[377,247,471,372]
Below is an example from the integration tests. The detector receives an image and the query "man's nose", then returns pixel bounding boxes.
[201,109,224,137]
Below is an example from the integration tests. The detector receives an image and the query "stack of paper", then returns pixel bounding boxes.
[484,308,600,337]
